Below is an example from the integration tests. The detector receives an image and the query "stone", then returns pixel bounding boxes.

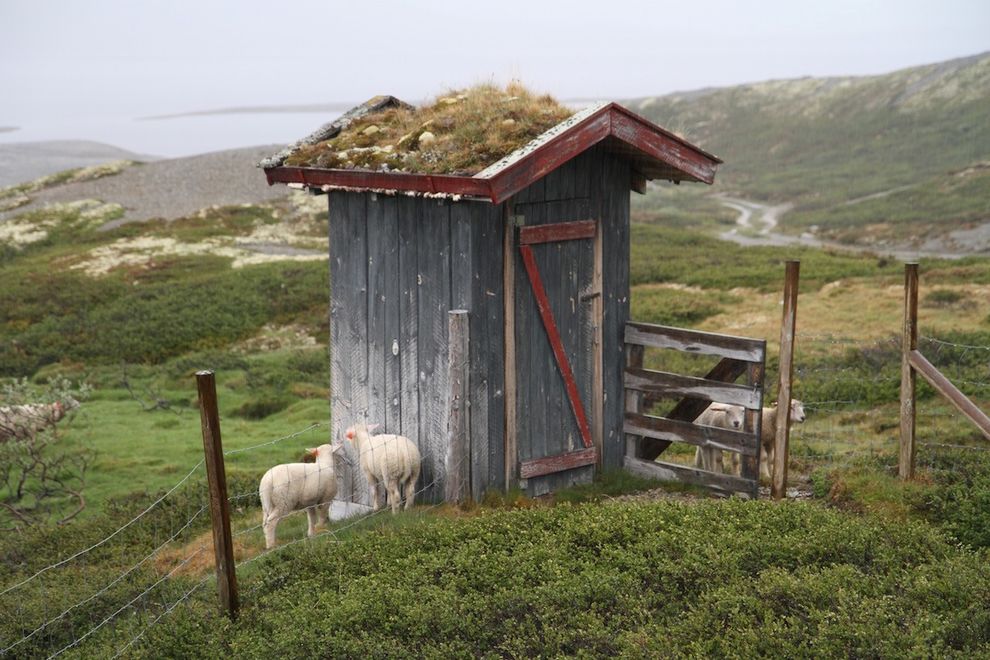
[418,131,436,148]
[362,125,380,136]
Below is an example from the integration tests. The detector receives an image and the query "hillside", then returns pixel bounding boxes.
[631,52,990,250]
[1,85,989,656]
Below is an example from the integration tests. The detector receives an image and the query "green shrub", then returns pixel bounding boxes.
[232,396,292,420]
[115,501,989,658]
[0,261,328,376]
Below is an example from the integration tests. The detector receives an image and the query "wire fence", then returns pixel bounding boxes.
[0,417,468,659]
[2,324,988,657]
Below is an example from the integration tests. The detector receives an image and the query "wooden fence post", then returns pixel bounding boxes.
[624,343,644,459]
[196,370,238,619]
[445,311,470,503]
[772,260,800,500]
[899,264,919,480]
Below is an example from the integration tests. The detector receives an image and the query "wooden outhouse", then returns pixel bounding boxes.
[262,90,721,503]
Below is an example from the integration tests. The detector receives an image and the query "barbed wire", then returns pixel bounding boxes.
[920,336,990,351]
[0,459,205,598]
[222,422,325,457]
[24,421,451,657]
[47,541,211,659]
[0,505,208,656]
[919,441,990,453]
[109,574,211,660]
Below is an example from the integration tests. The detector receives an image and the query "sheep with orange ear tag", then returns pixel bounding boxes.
[345,422,421,513]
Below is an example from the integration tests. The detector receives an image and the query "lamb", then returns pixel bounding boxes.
[691,400,807,480]
[259,443,343,549]
[692,403,746,473]
[750,399,807,480]
[716,399,808,479]
[345,422,421,514]
[0,398,80,441]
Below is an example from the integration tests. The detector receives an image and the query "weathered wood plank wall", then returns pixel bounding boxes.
[329,192,505,504]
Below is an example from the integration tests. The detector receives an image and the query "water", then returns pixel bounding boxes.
[0,111,343,159]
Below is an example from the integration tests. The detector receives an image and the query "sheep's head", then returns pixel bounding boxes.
[725,406,745,430]
[305,443,343,459]
[790,399,807,423]
[344,422,381,441]
[344,423,364,442]
[710,404,744,430]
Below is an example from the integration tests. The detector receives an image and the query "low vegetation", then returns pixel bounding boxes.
[1,153,989,655]
[6,497,987,658]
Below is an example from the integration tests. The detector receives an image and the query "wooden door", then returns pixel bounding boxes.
[515,219,602,491]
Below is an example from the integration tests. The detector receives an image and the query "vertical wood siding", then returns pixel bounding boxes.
[329,192,504,504]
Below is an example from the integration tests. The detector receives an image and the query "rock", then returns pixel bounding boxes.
[418,131,436,148]
[438,97,459,106]
[362,125,380,137]
[502,119,516,127]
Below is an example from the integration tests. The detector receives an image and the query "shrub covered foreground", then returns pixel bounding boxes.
[120,500,989,658]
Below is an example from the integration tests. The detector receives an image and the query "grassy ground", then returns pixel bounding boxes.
[2,174,989,656]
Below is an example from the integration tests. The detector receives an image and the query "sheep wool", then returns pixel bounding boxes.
[0,398,80,441]
[692,403,746,472]
[345,422,421,514]
[259,443,342,549]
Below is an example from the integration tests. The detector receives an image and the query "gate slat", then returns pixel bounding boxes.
[624,456,754,495]
[625,367,762,409]
[625,322,765,362]
[624,412,758,456]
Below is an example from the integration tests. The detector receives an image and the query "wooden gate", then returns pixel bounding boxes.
[515,219,601,490]
[622,322,766,498]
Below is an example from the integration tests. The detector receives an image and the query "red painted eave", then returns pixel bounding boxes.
[263,102,721,204]
[264,166,494,200]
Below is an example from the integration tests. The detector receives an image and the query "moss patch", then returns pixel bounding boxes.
[284,83,572,175]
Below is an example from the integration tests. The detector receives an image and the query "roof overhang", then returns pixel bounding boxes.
[263,102,721,204]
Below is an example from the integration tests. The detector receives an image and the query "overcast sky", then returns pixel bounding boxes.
[1,0,987,154]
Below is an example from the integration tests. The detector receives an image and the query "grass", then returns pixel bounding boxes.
[284,82,573,175]
[2,156,990,655]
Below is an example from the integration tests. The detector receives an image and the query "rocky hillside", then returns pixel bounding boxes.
[631,52,990,248]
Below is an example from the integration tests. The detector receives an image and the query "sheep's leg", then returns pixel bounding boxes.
[712,450,724,474]
[693,447,705,469]
[386,481,401,514]
[368,478,380,511]
[263,514,278,549]
[306,507,318,537]
[760,445,772,481]
[402,478,415,510]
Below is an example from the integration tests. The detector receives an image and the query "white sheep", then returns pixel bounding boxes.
[724,399,808,479]
[692,403,745,473]
[344,422,421,514]
[754,399,807,480]
[0,398,80,441]
[259,443,343,549]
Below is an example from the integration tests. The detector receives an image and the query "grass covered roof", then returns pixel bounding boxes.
[282,83,573,176]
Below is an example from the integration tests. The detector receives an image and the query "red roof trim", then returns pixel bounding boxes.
[265,167,492,199]
[263,103,721,203]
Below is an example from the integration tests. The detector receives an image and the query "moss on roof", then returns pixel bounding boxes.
[282,83,573,176]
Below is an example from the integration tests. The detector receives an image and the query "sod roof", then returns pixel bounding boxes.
[261,84,722,203]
